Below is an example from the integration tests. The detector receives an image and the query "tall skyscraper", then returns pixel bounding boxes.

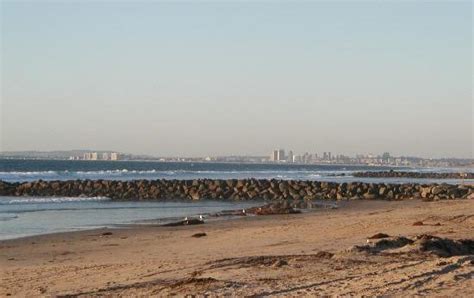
[277,149,285,161]
[271,150,279,162]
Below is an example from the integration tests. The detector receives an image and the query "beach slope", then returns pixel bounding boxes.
[1,199,473,296]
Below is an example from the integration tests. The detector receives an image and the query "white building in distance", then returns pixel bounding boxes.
[277,149,285,161]
[270,149,286,162]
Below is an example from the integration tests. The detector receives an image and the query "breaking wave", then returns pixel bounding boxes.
[0,196,111,205]
[0,169,352,175]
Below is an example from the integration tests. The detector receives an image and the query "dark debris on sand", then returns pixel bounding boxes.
[353,234,474,258]
[368,233,391,239]
[162,218,204,227]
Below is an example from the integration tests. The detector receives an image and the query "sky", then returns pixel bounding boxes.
[1,1,472,158]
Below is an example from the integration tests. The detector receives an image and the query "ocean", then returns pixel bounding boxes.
[0,197,259,240]
[0,159,472,240]
[1,159,471,183]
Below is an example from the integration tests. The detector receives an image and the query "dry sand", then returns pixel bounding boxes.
[1,199,473,296]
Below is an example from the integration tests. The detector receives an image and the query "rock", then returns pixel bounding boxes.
[191,232,207,238]
[0,179,472,203]
[185,218,204,225]
[314,251,334,258]
[421,187,431,198]
[246,203,301,215]
[368,233,390,239]
[352,237,414,253]
[189,191,200,200]
[431,186,444,195]
[386,190,394,199]
[271,259,288,267]
[352,234,474,258]
[353,171,474,179]
[363,193,377,200]
[413,234,474,257]
[412,221,424,226]
[163,218,204,226]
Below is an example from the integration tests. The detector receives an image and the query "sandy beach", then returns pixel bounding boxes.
[1,199,473,296]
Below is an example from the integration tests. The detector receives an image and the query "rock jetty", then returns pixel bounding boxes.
[353,171,474,179]
[1,179,473,201]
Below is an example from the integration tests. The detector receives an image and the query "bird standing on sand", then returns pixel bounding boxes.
[199,215,204,221]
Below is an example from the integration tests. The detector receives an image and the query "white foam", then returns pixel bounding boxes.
[0,171,58,176]
[1,196,111,205]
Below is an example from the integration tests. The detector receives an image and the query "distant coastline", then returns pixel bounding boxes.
[1,157,472,170]
[1,149,472,168]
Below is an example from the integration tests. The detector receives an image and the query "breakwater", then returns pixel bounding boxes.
[353,171,474,179]
[1,179,473,201]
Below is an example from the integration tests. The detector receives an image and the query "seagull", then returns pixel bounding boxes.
[184,217,188,221]
[242,209,246,215]
[199,215,204,221]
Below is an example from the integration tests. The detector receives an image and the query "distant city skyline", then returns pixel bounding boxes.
[1,1,472,158]
[1,148,472,161]
[1,148,472,169]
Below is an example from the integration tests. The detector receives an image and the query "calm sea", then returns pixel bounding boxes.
[0,197,259,240]
[0,159,471,240]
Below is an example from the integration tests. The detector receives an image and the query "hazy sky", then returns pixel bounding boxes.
[1,1,472,158]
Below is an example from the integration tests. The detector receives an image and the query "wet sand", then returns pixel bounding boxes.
[1,199,473,296]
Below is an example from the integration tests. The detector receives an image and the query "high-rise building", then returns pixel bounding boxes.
[110,152,119,161]
[91,152,99,160]
[292,155,299,163]
[102,152,109,160]
[323,152,328,160]
[287,150,294,163]
[302,152,310,164]
[271,150,279,162]
[277,149,285,161]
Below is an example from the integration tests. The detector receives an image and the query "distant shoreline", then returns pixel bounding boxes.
[0,156,407,167]
[1,157,472,169]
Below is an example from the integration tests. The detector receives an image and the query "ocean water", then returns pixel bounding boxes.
[0,196,260,240]
[0,159,472,240]
[1,159,471,183]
